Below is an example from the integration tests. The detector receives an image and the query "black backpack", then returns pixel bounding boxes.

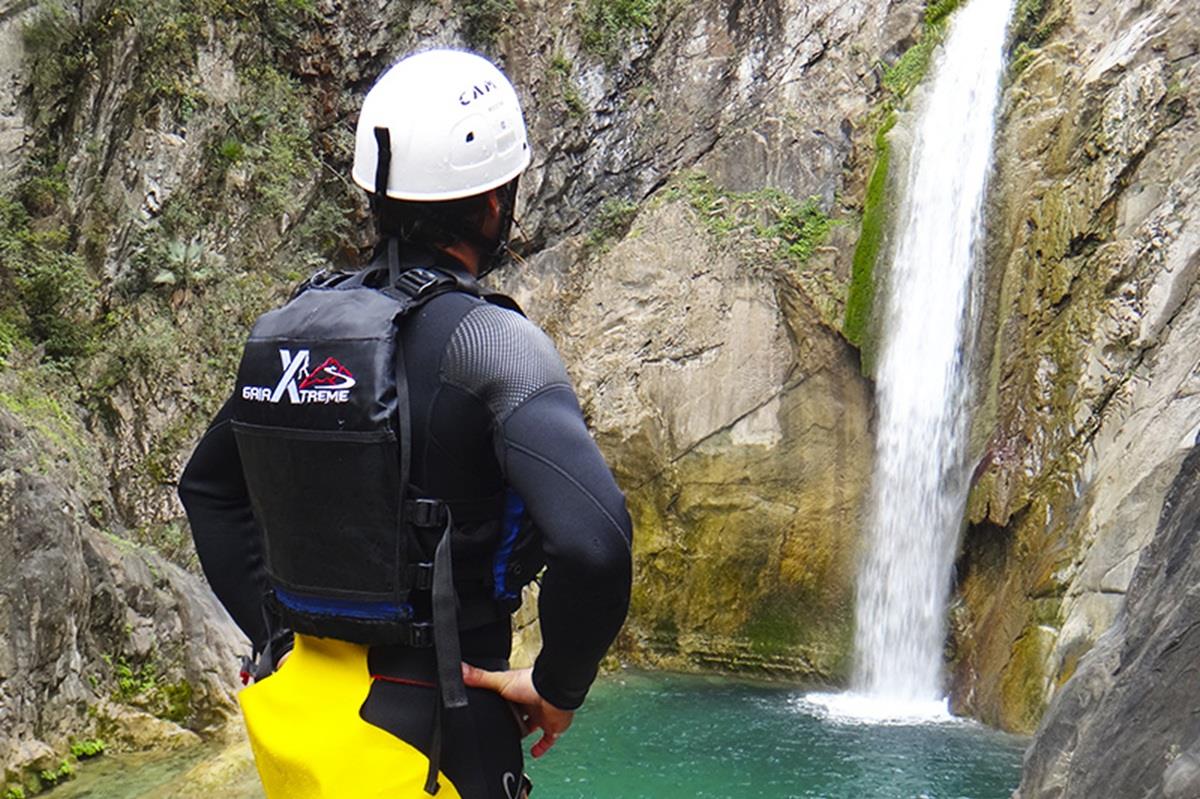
[231,247,531,793]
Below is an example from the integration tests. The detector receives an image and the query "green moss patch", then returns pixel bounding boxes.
[585,197,641,254]
[880,0,963,99]
[842,113,896,367]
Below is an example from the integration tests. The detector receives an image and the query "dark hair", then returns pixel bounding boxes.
[375,192,493,248]
[372,178,520,276]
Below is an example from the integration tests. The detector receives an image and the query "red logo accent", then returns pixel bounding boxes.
[298,357,355,390]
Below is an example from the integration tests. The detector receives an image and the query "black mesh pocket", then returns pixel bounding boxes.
[232,422,402,601]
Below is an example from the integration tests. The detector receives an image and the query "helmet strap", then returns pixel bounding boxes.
[372,126,392,213]
[374,126,405,283]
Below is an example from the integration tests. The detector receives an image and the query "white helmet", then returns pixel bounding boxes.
[352,49,531,202]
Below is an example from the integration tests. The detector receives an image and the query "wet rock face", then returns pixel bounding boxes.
[1016,446,1200,799]
[498,198,873,679]
[486,0,915,682]
[0,399,245,790]
[950,0,1200,732]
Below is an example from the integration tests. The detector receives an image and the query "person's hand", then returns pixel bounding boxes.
[461,664,574,758]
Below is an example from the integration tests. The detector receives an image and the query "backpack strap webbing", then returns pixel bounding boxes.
[378,241,483,796]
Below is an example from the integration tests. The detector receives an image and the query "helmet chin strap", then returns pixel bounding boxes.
[477,176,520,279]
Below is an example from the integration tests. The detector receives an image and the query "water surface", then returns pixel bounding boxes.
[531,671,1025,798]
[45,671,1026,798]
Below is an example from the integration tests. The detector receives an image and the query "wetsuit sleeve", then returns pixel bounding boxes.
[442,304,633,711]
[178,396,270,650]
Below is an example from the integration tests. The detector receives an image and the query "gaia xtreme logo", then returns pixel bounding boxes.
[242,349,356,405]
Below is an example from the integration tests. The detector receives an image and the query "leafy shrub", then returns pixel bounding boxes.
[579,0,662,63]
[0,196,99,363]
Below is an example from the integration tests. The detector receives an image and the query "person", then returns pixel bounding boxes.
[178,48,633,799]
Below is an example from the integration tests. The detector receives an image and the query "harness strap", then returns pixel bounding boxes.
[380,256,522,795]
[424,517,473,795]
[432,523,468,709]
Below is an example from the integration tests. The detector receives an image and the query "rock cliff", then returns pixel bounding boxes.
[950,0,1200,734]
[1015,444,1200,799]
[0,0,919,779]
[0,373,245,796]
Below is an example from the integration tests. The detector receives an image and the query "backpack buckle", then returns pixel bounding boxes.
[407,498,447,528]
[408,562,435,591]
[408,622,434,648]
[395,267,448,298]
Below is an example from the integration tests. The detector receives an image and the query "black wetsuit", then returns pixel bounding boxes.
[179,256,633,797]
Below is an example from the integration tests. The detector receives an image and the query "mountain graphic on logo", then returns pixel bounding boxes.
[298,357,356,391]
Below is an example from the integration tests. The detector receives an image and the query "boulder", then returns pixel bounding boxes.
[1016,446,1200,798]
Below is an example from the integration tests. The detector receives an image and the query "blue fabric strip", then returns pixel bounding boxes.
[274,588,413,621]
[493,490,525,600]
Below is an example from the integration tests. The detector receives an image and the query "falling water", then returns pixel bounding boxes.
[850,0,1016,711]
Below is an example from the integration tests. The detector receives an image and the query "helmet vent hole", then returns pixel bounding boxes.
[465,131,475,143]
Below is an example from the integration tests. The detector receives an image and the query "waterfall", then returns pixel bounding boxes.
[851,0,1015,712]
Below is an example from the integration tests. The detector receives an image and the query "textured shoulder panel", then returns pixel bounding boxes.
[441,303,572,422]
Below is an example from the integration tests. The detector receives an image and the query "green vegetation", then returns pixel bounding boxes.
[843,112,896,360]
[585,197,640,254]
[36,762,73,789]
[69,739,107,759]
[26,0,342,481]
[548,52,588,118]
[220,64,318,221]
[842,0,974,361]
[882,37,938,97]
[107,653,160,701]
[664,172,835,267]
[19,0,320,173]
[1010,0,1059,48]
[133,521,199,570]
[579,0,663,63]
[104,653,195,724]
[1008,0,1065,76]
[4,787,26,799]
[458,0,517,50]
[0,191,100,364]
[0,381,85,455]
[924,0,963,26]
[880,0,963,98]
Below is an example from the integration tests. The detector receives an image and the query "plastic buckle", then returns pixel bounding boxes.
[409,562,434,591]
[408,622,434,648]
[408,498,446,528]
[396,267,445,298]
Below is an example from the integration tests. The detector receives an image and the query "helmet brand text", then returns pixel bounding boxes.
[459,80,498,106]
